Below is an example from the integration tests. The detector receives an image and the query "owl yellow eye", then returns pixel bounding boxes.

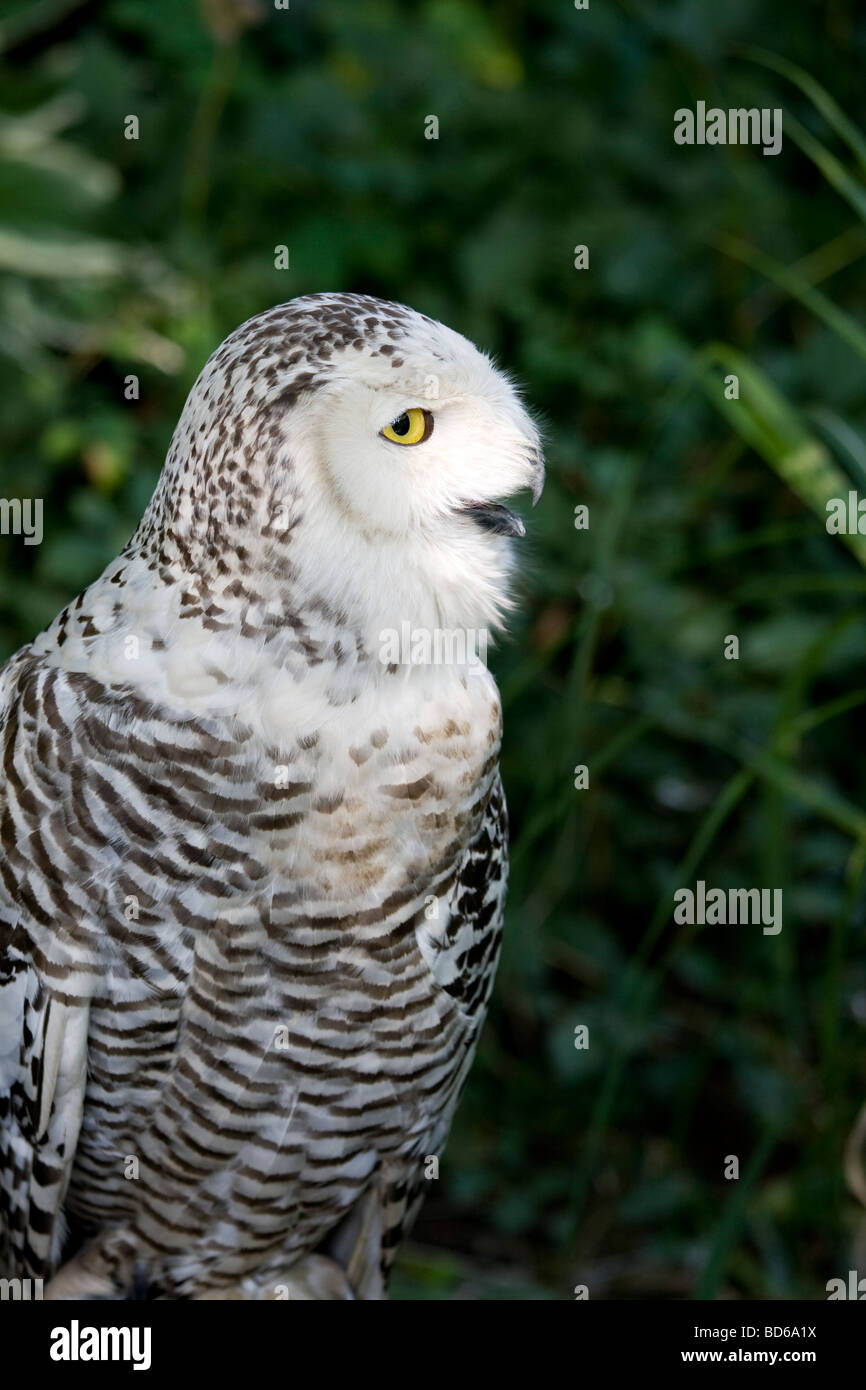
[380,408,433,446]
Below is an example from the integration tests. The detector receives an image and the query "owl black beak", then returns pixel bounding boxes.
[461,502,527,537]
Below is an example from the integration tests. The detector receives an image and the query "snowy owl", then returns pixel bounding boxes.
[0,293,543,1299]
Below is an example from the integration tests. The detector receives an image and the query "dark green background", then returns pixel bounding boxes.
[1,0,865,1299]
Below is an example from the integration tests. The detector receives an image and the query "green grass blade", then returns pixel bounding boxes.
[715,237,866,363]
[695,1128,778,1299]
[698,344,866,568]
[737,44,866,170]
[784,111,866,225]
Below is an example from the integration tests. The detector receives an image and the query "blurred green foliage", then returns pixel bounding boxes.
[1,0,865,1300]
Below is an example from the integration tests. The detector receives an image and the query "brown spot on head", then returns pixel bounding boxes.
[119,292,430,648]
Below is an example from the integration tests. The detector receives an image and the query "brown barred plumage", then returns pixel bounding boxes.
[0,294,542,1298]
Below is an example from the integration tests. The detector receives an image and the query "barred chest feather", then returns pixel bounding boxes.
[8,636,508,1292]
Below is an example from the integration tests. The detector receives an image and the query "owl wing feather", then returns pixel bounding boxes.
[0,653,93,1280]
[375,774,508,1274]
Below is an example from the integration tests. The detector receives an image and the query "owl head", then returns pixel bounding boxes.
[136,294,543,657]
